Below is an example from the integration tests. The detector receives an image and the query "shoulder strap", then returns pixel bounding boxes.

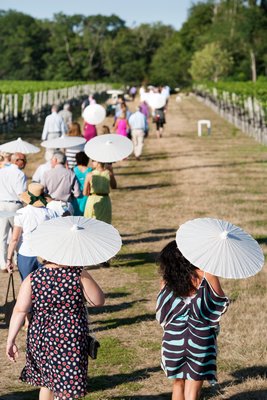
[5,273,16,304]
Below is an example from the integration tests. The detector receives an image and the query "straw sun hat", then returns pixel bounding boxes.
[20,183,51,208]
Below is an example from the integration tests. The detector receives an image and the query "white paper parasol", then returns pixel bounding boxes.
[83,104,106,125]
[0,137,40,154]
[28,216,122,266]
[148,93,166,109]
[176,218,264,279]
[84,133,133,163]
[41,136,86,149]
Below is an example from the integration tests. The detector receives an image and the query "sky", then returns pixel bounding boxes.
[0,0,195,30]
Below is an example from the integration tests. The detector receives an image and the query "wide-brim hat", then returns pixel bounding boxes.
[176,217,264,279]
[20,183,51,208]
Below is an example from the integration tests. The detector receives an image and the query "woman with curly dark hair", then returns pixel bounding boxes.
[156,240,229,400]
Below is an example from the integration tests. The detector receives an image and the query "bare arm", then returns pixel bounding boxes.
[6,276,32,362]
[80,270,105,306]
[205,272,226,296]
[83,173,92,196]
[113,119,119,133]
[105,165,117,189]
[6,226,22,273]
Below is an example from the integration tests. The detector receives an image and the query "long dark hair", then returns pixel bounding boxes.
[158,240,199,297]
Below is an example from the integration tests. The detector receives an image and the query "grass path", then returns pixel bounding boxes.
[0,96,266,399]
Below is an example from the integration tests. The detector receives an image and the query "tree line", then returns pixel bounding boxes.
[0,0,266,87]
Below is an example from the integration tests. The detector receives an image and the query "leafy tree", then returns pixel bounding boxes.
[0,10,49,79]
[150,33,190,87]
[102,28,146,83]
[190,42,233,82]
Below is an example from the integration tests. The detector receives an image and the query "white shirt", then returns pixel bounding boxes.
[129,111,146,130]
[42,111,67,140]
[58,109,72,127]
[14,205,58,256]
[0,164,27,201]
[32,162,52,183]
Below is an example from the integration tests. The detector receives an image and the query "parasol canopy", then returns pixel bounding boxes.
[28,216,122,266]
[0,137,40,154]
[83,104,106,125]
[41,136,86,149]
[176,217,264,279]
[84,133,133,163]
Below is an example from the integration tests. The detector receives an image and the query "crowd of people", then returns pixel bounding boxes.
[0,85,233,400]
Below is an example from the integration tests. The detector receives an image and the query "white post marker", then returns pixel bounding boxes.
[198,120,211,136]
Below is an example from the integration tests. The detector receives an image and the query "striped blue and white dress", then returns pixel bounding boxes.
[156,276,229,383]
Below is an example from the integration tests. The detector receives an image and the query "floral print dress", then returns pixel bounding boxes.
[20,266,89,399]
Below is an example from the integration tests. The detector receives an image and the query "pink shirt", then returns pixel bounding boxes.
[116,118,128,137]
[83,123,97,141]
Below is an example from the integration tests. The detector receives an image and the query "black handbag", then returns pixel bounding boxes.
[4,273,16,326]
[87,334,100,359]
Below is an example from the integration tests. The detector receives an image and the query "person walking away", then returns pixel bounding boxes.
[72,152,93,216]
[0,153,27,272]
[58,103,72,130]
[114,112,130,137]
[6,246,104,400]
[156,241,229,400]
[139,101,150,137]
[83,121,97,142]
[6,183,58,281]
[153,106,166,139]
[128,106,146,160]
[65,122,85,169]
[41,104,67,161]
[41,151,80,216]
[83,161,116,224]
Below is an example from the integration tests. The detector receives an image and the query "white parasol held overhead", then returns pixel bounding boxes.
[83,104,106,125]
[148,93,166,110]
[0,137,40,154]
[176,217,264,279]
[28,216,122,266]
[41,136,86,149]
[84,133,133,163]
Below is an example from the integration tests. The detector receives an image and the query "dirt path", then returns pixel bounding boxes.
[0,95,266,399]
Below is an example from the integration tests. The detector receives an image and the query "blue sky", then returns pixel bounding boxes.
[0,0,195,30]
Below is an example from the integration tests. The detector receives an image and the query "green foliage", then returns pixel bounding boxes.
[0,2,266,85]
[0,80,92,94]
[190,42,233,82]
[150,33,190,87]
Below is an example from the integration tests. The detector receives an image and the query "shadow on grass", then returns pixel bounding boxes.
[88,366,161,392]
[116,159,266,177]
[111,395,170,400]
[122,234,174,246]
[226,390,267,400]
[0,389,39,399]
[200,365,267,399]
[105,292,131,299]
[88,299,147,315]
[114,252,158,268]
[119,183,171,191]
[121,228,176,238]
[232,365,267,381]
[94,312,155,332]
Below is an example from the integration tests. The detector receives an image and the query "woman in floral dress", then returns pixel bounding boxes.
[6,262,104,400]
